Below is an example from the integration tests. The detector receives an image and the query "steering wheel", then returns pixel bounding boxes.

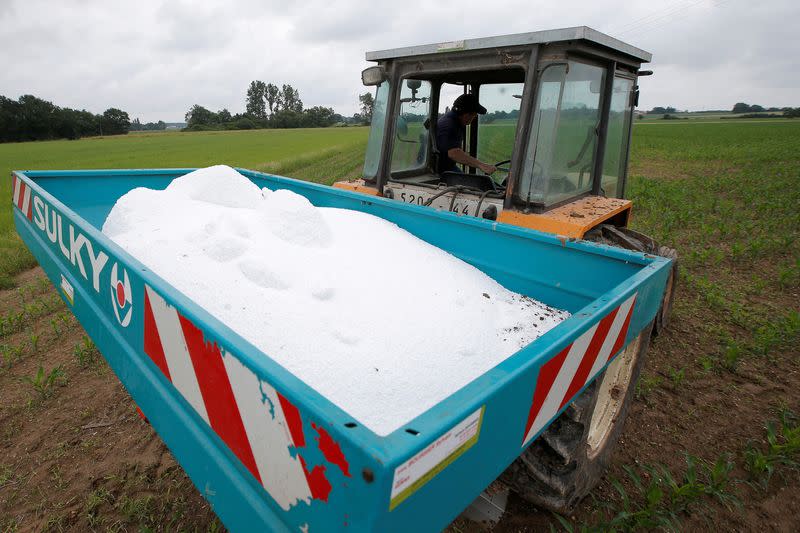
[491,159,511,174]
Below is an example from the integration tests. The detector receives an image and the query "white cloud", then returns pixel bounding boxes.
[0,0,796,121]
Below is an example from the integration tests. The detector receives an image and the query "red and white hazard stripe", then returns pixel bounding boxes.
[522,293,637,447]
[143,285,335,510]
[11,174,33,221]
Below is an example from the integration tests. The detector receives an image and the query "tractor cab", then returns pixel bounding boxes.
[335,27,652,239]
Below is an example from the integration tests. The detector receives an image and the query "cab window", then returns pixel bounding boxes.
[363,81,390,179]
[391,79,432,173]
[476,82,524,184]
[519,60,605,206]
[601,76,634,198]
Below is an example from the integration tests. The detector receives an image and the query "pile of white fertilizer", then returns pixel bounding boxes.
[103,165,569,435]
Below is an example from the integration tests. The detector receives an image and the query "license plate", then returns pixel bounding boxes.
[395,189,478,215]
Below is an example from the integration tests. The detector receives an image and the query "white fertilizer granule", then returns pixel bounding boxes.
[103,165,569,435]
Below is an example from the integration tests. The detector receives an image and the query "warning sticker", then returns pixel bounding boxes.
[389,406,484,510]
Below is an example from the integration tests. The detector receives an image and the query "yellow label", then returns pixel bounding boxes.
[60,274,74,305]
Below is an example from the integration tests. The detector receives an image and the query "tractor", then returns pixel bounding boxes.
[334,26,677,514]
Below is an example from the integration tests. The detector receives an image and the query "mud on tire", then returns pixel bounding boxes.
[500,323,652,513]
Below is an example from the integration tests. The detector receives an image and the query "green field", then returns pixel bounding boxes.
[0,121,799,529]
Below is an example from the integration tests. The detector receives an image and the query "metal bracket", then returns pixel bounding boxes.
[460,487,509,526]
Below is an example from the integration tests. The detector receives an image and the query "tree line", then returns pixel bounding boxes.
[184,81,375,131]
[733,102,774,114]
[647,106,678,114]
[732,102,800,116]
[647,104,799,117]
[130,119,167,131]
[1,82,375,143]
[0,94,132,143]
[184,80,329,130]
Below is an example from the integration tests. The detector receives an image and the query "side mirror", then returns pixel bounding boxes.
[362,66,387,86]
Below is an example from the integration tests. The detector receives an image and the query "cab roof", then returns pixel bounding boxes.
[365,26,651,64]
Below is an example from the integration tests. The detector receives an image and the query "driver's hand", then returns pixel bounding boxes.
[480,163,497,175]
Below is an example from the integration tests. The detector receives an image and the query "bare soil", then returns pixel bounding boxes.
[0,268,219,532]
[1,264,798,531]
[483,306,800,532]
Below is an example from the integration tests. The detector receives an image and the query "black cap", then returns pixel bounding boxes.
[452,93,487,115]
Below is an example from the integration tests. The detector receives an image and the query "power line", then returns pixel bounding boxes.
[618,0,733,41]
[617,0,709,37]
[607,0,701,36]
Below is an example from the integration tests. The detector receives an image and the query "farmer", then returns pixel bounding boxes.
[435,93,497,176]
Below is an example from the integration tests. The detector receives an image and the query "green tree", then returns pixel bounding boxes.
[73,109,100,137]
[0,96,23,142]
[217,108,232,122]
[185,104,216,127]
[732,102,750,113]
[18,94,58,139]
[0,94,103,142]
[234,117,258,129]
[246,80,267,119]
[271,109,303,128]
[359,92,374,123]
[265,83,280,115]
[278,84,302,113]
[303,106,336,127]
[648,106,677,115]
[53,108,83,139]
[100,108,130,135]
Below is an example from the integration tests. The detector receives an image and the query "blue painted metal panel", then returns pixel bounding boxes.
[12,168,671,531]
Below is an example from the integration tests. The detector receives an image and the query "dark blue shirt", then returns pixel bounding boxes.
[436,110,464,174]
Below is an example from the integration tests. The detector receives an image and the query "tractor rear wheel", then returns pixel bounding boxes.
[584,225,677,336]
[500,323,652,513]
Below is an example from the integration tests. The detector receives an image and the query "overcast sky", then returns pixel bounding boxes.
[1,0,797,122]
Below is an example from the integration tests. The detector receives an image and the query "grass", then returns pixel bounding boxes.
[550,119,799,531]
[560,408,800,531]
[24,364,66,399]
[627,121,800,374]
[0,465,13,488]
[667,366,686,389]
[1,343,23,368]
[635,373,662,401]
[74,335,100,368]
[85,488,113,527]
[0,294,63,338]
[745,408,800,489]
[118,494,154,523]
[555,454,738,532]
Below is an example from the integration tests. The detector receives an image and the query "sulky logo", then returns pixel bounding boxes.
[110,263,133,327]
